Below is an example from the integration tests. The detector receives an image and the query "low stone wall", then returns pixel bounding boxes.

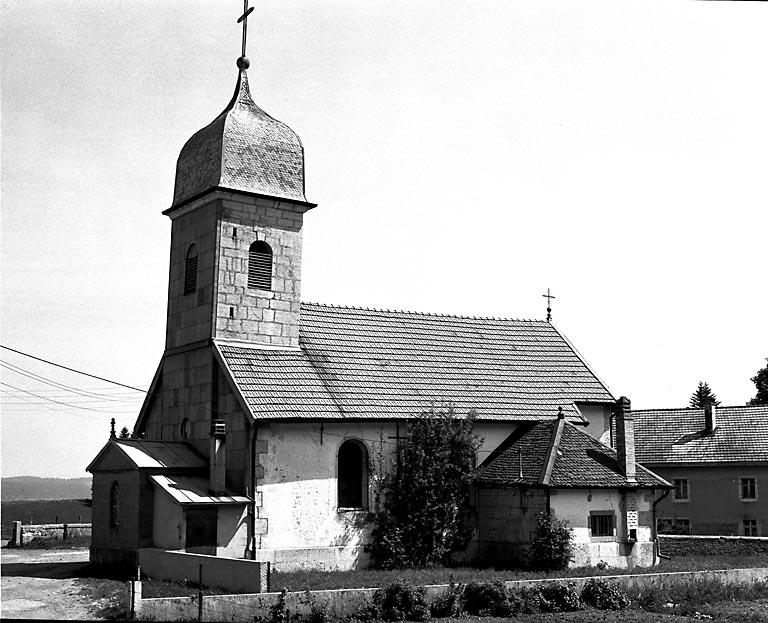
[660,535,768,556]
[134,567,768,622]
[10,521,91,546]
[139,549,269,594]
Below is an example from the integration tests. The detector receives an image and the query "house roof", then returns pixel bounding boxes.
[476,418,669,489]
[215,303,616,422]
[150,475,251,505]
[632,405,768,464]
[87,439,207,472]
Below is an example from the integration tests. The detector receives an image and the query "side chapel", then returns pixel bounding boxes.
[87,24,669,572]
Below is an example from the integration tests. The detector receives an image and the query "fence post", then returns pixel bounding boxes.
[198,564,203,622]
[12,521,21,547]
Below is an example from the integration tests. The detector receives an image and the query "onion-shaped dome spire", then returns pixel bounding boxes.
[171,58,308,207]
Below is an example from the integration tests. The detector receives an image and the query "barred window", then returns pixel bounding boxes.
[589,512,615,538]
[248,241,272,290]
[184,244,198,294]
[338,440,368,509]
[744,519,758,536]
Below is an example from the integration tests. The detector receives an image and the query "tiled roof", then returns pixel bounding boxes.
[216,303,615,422]
[476,419,669,489]
[632,405,768,464]
[172,68,307,207]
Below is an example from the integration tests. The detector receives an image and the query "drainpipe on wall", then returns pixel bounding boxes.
[249,422,259,560]
[651,488,671,562]
[210,420,227,495]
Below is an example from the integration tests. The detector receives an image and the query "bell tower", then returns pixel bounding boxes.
[162,51,315,351]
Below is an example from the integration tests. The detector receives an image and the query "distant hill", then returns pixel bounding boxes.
[1,477,91,501]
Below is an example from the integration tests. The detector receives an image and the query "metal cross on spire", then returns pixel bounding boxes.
[542,288,556,323]
[237,0,255,61]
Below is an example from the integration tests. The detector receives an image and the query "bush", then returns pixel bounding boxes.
[538,580,583,612]
[429,577,463,618]
[527,512,574,571]
[372,580,430,622]
[462,580,516,617]
[580,578,630,610]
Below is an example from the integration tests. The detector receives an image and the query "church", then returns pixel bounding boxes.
[87,24,669,573]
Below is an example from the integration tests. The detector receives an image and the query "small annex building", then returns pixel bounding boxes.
[633,403,768,537]
[87,43,670,572]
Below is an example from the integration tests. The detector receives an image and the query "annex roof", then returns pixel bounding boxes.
[215,302,616,422]
[476,418,669,489]
[632,405,768,464]
[87,439,207,472]
[150,475,251,505]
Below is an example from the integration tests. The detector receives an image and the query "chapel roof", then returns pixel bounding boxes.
[475,418,669,489]
[86,439,206,472]
[632,405,768,464]
[171,65,307,208]
[214,302,616,422]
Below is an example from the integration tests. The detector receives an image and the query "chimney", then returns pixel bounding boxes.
[614,396,636,484]
[703,397,717,434]
[210,420,226,495]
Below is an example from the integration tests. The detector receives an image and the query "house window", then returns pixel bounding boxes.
[338,440,368,509]
[740,478,757,501]
[589,512,615,539]
[110,481,120,530]
[743,519,758,537]
[184,244,198,294]
[248,241,272,290]
[673,478,689,501]
[675,518,691,534]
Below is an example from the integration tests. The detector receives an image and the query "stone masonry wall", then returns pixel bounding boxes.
[660,535,768,556]
[215,193,308,348]
[11,522,91,546]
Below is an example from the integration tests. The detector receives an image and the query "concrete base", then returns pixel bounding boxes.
[256,545,370,572]
[90,545,138,572]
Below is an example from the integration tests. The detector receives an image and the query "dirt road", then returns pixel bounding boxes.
[0,547,103,620]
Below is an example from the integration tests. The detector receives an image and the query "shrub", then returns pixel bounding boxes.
[429,577,463,618]
[580,578,630,610]
[372,579,430,622]
[527,512,574,571]
[538,580,583,612]
[462,580,516,617]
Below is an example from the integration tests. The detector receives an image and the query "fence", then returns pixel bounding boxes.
[131,567,768,622]
[10,521,91,546]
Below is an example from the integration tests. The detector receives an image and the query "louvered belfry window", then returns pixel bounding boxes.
[248,241,273,290]
[184,244,198,295]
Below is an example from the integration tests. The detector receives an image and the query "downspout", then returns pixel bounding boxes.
[651,488,671,563]
[249,421,259,560]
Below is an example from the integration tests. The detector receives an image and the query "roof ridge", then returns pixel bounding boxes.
[300,301,547,323]
[632,405,768,413]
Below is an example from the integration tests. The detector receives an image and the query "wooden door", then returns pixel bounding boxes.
[185,507,217,555]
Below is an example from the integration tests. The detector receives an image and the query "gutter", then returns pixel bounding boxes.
[651,488,671,562]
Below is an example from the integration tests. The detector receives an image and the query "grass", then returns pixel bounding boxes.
[270,554,768,592]
[75,576,130,620]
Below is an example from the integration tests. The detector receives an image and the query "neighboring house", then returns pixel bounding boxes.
[87,54,667,572]
[475,401,670,568]
[633,403,768,536]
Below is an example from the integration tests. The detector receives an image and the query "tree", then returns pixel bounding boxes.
[689,381,720,408]
[119,426,131,439]
[372,404,482,568]
[748,358,768,406]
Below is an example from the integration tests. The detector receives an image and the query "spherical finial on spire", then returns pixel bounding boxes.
[237,56,250,70]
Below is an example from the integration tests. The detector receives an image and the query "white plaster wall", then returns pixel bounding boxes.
[576,404,612,444]
[153,490,184,550]
[217,506,249,557]
[474,421,521,465]
[551,488,656,568]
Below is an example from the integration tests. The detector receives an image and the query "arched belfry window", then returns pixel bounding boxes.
[338,440,369,509]
[110,481,120,530]
[184,244,198,294]
[248,241,272,290]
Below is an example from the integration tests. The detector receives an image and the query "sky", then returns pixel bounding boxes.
[1,1,766,479]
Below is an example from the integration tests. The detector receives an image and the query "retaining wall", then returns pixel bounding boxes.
[10,521,91,546]
[134,567,768,622]
[660,535,768,556]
